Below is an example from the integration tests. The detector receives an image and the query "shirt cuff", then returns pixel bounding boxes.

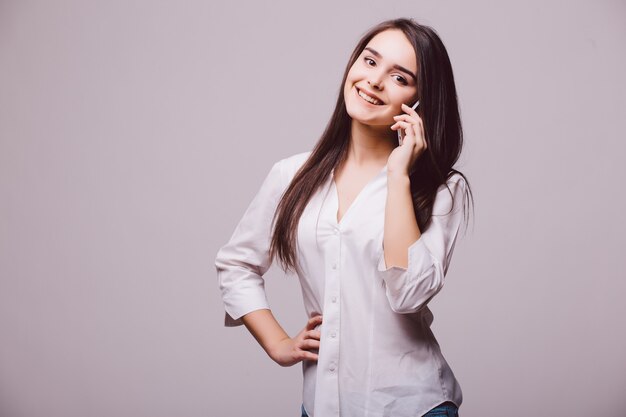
[377,236,435,296]
[221,287,270,327]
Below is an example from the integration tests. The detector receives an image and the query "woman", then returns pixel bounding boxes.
[216,17,474,417]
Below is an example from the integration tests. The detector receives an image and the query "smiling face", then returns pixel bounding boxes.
[343,29,419,128]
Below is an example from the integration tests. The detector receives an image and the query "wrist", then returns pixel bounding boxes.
[387,171,411,185]
[267,335,291,359]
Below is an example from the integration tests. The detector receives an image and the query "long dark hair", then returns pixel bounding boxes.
[269,17,475,273]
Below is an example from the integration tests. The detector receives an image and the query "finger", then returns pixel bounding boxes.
[301,351,318,361]
[406,123,425,142]
[401,102,419,115]
[408,125,424,149]
[306,330,321,340]
[300,339,321,350]
[391,118,415,130]
[396,114,422,127]
[392,121,412,130]
[393,114,417,123]
[409,128,426,154]
[398,123,415,143]
[306,315,323,330]
[402,126,418,147]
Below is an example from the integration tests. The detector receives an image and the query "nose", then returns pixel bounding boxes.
[368,71,384,90]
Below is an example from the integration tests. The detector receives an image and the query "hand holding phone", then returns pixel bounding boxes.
[397,100,420,146]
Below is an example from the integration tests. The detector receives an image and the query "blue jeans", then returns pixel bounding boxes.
[300,401,459,416]
[422,401,459,416]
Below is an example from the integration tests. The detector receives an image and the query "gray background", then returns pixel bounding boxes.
[1,0,625,416]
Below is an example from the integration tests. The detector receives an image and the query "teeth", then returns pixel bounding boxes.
[358,89,382,105]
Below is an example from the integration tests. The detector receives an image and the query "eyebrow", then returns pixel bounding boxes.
[363,47,417,81]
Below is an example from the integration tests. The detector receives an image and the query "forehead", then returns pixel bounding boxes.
[364,30,417,72]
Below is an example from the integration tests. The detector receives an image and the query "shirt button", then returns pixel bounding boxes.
[333,228,339,235]
[332,296,337,303]
[329,362,336,371]
[331,263,337,270]
[330,331,337,338]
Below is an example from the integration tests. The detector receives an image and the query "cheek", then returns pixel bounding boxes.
[389,90,415,108]
[344,70,357,87]
[346,64,367,82]
[343,81,354,99]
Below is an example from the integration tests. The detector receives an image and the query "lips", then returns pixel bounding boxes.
[356,87,384,105]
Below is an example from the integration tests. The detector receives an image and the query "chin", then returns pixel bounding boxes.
[346,103,387,125]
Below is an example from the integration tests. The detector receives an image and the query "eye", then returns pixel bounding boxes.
[394,75,408,85]
[363,57,409,86]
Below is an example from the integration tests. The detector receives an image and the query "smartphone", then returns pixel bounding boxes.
[397,100,420,145]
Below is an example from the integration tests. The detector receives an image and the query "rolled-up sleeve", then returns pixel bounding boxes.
[215,160,286,327]
[377,175,467,314]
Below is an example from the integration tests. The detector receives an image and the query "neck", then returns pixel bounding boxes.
[346,120,396,167]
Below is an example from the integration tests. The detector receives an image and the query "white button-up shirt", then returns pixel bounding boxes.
[216,151,465,417]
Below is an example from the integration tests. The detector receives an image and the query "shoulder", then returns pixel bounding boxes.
[264,150,312,191]
[433,172,468,215]
[445,172,467,188]
[438,172,468,196]
[277,150,312,171]
[273,150,312,181]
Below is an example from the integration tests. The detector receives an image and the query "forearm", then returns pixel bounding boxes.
[383,173,421,268]
[241,308,290,357]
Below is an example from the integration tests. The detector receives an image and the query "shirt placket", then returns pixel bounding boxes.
[313,224,342,416]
